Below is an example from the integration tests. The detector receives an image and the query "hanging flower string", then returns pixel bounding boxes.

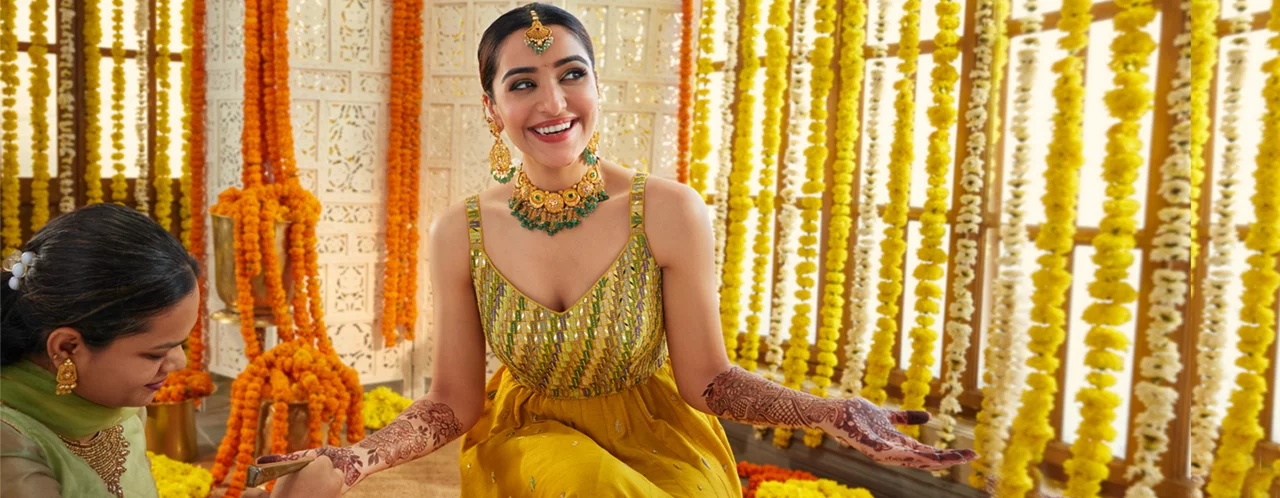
[996,0,1091,492]
[688,0,716,194]
[83,0,104,204]
[773,0,837,449]
[28,0,52,232]
[1207,4,1280,494]
[153,0,175,228]
[56,0,77,214]
[711,0,739,281]
[969,1,1037,487]
[109,0,127,203]
[676,0,694,184]
[860,0,921,407]
[132,0,151,215]
[803,0,864,448]
[0,0,18,255]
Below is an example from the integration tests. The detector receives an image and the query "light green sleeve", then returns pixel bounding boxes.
[1,421,64,497]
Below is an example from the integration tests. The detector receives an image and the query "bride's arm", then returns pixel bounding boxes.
[258,203,488,490]
[645,179,975,471]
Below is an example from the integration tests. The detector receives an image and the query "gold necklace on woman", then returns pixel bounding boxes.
[509,163,608,236]
[59,425,129,498]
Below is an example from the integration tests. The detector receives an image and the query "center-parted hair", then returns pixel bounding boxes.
[477,3,596,99]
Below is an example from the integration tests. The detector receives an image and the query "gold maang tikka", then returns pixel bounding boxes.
[524,10,553,55]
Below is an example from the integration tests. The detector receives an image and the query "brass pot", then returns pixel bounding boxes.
[145,399,199,462]
[211,214,294,325]
[255,401,313,457]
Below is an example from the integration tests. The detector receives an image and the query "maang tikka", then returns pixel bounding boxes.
[524,10,553,55]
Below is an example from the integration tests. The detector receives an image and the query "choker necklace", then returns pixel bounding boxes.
[509,164,608,236]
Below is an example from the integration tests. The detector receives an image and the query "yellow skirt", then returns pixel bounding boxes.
[458,362,742,497]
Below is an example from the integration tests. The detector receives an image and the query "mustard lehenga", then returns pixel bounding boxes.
[458,173,742,497]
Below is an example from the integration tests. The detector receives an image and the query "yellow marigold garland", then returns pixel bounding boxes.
[29,0,52,232]
[154,0,174,228]
[1061,1,1155,495]
[739,0,792,372]
[689,0,716,195]
[774,0,837,449]
[1207,7,1280,495]
[802,0,864,448]
[996,0,1091,493]
[83,0,104,204]
[0,0,17,255]
[711,0,739,282]
[719,0,762,364]
[109,0,127,203]
[756,479,875,498]
[900,0,960,439]
[860,0,921,407]
[1188,0,1217,272]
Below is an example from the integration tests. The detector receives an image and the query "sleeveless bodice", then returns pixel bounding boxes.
[466,173,666,399]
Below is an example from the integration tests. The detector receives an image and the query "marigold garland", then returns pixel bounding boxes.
[1124,5,1193,497]
[1188,0,1217,269]
[739,0,792,372]
[996,0,1091,493]
[149,451,214,498]
[738,461,818,498]
[83,0,104,204]
[210,1,362,494]
[56,0,77,214]
[688,0,716,194]
[1206,7,1280,495]
[153,0,175,228]
[899,0,959,439]
[109,0,127,203]
[711,0,740,281]
[802,0,864,448]
[719,0,763,365]
[132,0,151,215]
[380,0,408,347]
[28,0,52,232]
[676,0,694,184]
[969,4,1037,487]
[756,479,874,498]
[860,0,921,407]
[397,0,423,338]
[840,0,890,400]
[0,0,18,255]
[1060,1,1155,495]
[773,0,837,449]
[937,0,1008,450]
[1189,1,1245,482]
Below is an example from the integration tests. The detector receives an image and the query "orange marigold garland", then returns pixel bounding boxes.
[210,0,362,495]
[397,0,424,336]
[676,0,694,184]
[379,0,406,347]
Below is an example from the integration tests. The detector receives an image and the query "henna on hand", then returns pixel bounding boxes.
[702,367,977,471]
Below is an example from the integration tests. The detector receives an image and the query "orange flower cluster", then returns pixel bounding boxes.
[675,0,694,184]
[152,368,215,404]
[210,341,365,497]
[378,0,424,347]
[737,462,819,498]
[207,0,362,495]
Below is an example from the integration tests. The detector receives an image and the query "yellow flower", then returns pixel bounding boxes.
[110,0,128,203]
[688,0,716,195]
[154,0,174,227]
[82,0,104,204]
[0,0,19,254]
[28,0,52,232]
[362,386,413,430]
[148,451,214,498]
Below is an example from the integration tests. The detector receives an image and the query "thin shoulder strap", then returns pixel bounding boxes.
[465,195,484,252]
[629,172,649,235]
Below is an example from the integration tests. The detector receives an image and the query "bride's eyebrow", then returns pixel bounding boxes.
[501,56,590,82]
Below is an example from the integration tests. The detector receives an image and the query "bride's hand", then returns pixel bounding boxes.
[818,398,977,471]
[257,446,369,494]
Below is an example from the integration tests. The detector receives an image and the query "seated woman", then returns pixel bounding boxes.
[257,4,976,496]
[0,204,341,498]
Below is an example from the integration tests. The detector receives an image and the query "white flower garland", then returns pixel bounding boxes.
[1124,10,1192,496]
[56,0,77,213]
[936,0,1005,447]
[133,0,151,214]
[1187,2,1249,485]
[970,4,1038,485]
[838,0,888,398]
[712,0,741,281]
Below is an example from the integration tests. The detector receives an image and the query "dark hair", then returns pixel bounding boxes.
[0,204,199,366]
[477,3,596,99]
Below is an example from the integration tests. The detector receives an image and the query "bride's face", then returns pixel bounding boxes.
[484,27,599,170]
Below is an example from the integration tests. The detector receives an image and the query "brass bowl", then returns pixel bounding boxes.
[211,214,295,325]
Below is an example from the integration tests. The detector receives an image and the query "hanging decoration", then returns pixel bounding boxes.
[153,0,175,227]
[937,0,1009,449]
[773,0,837,449]
[969,1,1036,487]
[1,0,18,255]
[84,0,104,204]
[900,0,961,439]
[1125,3,1193,496]
[132,0,151,215]
[109,0,127,203]
[28,0,51,231]
[209,0,364,494]
[689,0,717,194]
[711,0,739,303]
[739,0,793,371]
[803,0,864,448]
[56,0,76,213]
[1207,5,1280,494]
[1189,0,1245,483]
[860,0,921,407]
[676,0,694,184]
[996,0,1091,492]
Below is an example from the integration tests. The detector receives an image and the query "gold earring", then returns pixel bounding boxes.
[487,116,515,184]
[55,358,77,395]
[583,132,600,165]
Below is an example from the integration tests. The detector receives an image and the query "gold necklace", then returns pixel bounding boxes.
[509,164,608,235]
[59,424,129,498]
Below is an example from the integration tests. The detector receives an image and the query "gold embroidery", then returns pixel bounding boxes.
[59,425,129,498]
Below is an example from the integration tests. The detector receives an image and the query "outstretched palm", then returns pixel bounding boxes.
[822,398,977,471]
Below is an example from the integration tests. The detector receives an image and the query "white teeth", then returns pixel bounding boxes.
[535,121,572,135]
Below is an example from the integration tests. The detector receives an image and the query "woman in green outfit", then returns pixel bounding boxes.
[0,204,341,497]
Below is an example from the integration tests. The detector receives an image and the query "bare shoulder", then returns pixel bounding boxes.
[428,199,474,270]
[640,177,713,267]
